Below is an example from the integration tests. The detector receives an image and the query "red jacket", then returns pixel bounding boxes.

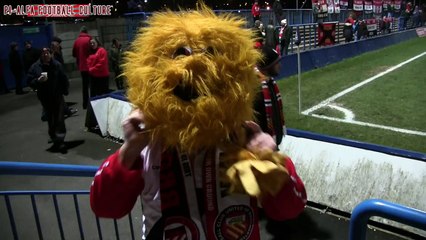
[87,47,109,78]
[252,3,261,17]
[72,33,91,71]
[90,149,307,236]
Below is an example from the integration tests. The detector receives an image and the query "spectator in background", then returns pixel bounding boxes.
[344,17,354,42]
[379,16,391,34]
[400,1,412,29]
[109,39,124,90]
[86,38,110,132]
[9,42,26,95]
[276,18,292,56]
[273,0,283,25]
[23,41,41,75]
[412,5,422,27]
[253,46,286,146]
[252,20,264,49]
[27,48,69,153]
[50,36,78,119]
[356,20,368,40]
[51,37,64,65]
[0,60,10,94]
[87,38,110,97]
[72,26,92,109]
[252,0,261,23]
[264,18,277,50]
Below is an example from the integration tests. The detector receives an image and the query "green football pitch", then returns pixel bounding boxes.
[277,37,426,153]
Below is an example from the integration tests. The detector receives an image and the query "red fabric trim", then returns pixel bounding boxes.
[261,79,285,137]
[261,156,307,220]
[90,150,144,219]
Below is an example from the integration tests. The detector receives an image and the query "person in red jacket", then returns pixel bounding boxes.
[252,1,261,24]
[72,26,92,109]
[87,38,109,97]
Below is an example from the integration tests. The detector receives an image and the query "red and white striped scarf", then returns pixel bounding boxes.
[261,78,285,143]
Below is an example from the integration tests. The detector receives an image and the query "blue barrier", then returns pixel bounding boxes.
[349,199,426,240]
[0,161,97,177]
[0,161,136,240]
[0,24,53,90]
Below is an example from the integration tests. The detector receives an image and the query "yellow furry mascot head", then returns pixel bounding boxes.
[124,3,260,153]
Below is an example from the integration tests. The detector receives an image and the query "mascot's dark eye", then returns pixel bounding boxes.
[172,47,192,59]
[206,46,215,55]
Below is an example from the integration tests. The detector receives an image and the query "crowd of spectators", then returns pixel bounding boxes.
[3,26,125,153]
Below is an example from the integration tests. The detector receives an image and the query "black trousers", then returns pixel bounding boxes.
[90,76,109,97]
[114,69,124,90]
[42,96,66,145]
[81,71,90,109]
[85,75,109,129]
[12,71,23,94]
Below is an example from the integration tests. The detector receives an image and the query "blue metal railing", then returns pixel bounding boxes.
[4,162,426,239]
[0,161,136,240]
[0,161,98,177]
[349,199,426,240]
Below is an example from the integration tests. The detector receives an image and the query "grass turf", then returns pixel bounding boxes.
[277,37,426,153]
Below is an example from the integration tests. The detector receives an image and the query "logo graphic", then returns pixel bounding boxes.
[164,217,200,240]
[214,205,254,240]
[3,4,113,17]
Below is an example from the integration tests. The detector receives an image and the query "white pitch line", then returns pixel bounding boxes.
[327,104,355,121]
[302,51,426,115]
[310,114,426,136]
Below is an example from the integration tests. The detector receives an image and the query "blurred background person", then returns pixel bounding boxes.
[72,26,92,110]
[343,17,354,42]
[412,5,422,27]
[109,38,124,90]
[0,58,10,94]
[264,19,278,50]
[253,46,286,147]
[27,48,69,153]
[85,38,110,131]
[273,0,283,25]
[252,0,261,24]
[51,37,64,65]
[9,42,26,95]
[88,38,109,97]
[277,18,292,56]
[50,36,78,119]
[23,41,41,75]
[252,20,264,49]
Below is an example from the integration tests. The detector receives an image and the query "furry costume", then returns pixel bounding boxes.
[91,4,306,239]
[125,7,260,153]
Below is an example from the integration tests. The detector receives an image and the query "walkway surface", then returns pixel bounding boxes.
[0,78,412,239]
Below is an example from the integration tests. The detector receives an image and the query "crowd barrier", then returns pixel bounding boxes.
[0,161,138,240]
[349,199,426,240]
[1,161,425,239]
